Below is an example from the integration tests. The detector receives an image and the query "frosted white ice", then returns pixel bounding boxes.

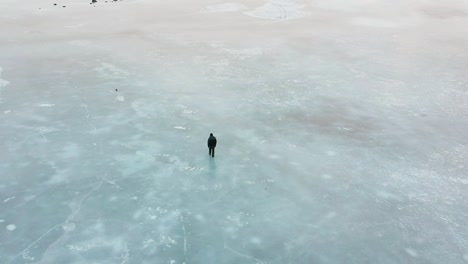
[0,67,10,103]
[203,3,247,13]
[244,0,309,20]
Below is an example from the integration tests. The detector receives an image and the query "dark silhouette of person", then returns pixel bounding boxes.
[207,133,217,158]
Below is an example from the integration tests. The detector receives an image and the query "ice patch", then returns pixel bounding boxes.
[4,109,10,114]
[326,211,337,219]
[3,196,15,203]
[95,63,129,80]
[174,126,187,130]
[315,0,378,12]
[195,214,206,222]
[0,67,9,87]
[0,67,11,103]
[38,103,55,107]
[350,17,402,28]
[207,41,224,48]
[220,47,263,60]
[249,236,262,245]
[244,0,309,20]
[0,219,4,223]
[62,222,76,232]
[268,154,281,159]
[64,24,84,28]
[133,209,144,220]
[6,224,16,231]
[182,109,196,114]
[67,237,119,253]
[61,143,81,159]
[69,40,91,47]
[159,235,177,248]
[376,191,402,201]
[203,3,247,13]
[404,248,418,258]
[226,214,246,227]
[116,95,125,102]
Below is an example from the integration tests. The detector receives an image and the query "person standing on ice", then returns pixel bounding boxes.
[207,133,217,158]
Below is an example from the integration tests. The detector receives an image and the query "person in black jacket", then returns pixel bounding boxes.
[207,133,217,158]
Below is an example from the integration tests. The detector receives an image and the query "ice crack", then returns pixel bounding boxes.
[224,242,265,264]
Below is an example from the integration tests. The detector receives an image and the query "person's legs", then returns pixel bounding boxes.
[211,148,215,158]
[209,148,211,156]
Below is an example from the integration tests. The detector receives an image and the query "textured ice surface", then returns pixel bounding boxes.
[244,0,309,20]
[203,3,247,13]
[0,0,467,263]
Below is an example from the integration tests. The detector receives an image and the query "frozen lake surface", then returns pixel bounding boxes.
[1,0,467,263]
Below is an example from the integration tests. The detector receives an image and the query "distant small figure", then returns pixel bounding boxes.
[207,133,217,158]
[115,88,118,92]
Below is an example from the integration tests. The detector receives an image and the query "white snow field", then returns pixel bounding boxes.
[1,0,468,263]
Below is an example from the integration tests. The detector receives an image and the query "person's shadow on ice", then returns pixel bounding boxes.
[209,158,216,177]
